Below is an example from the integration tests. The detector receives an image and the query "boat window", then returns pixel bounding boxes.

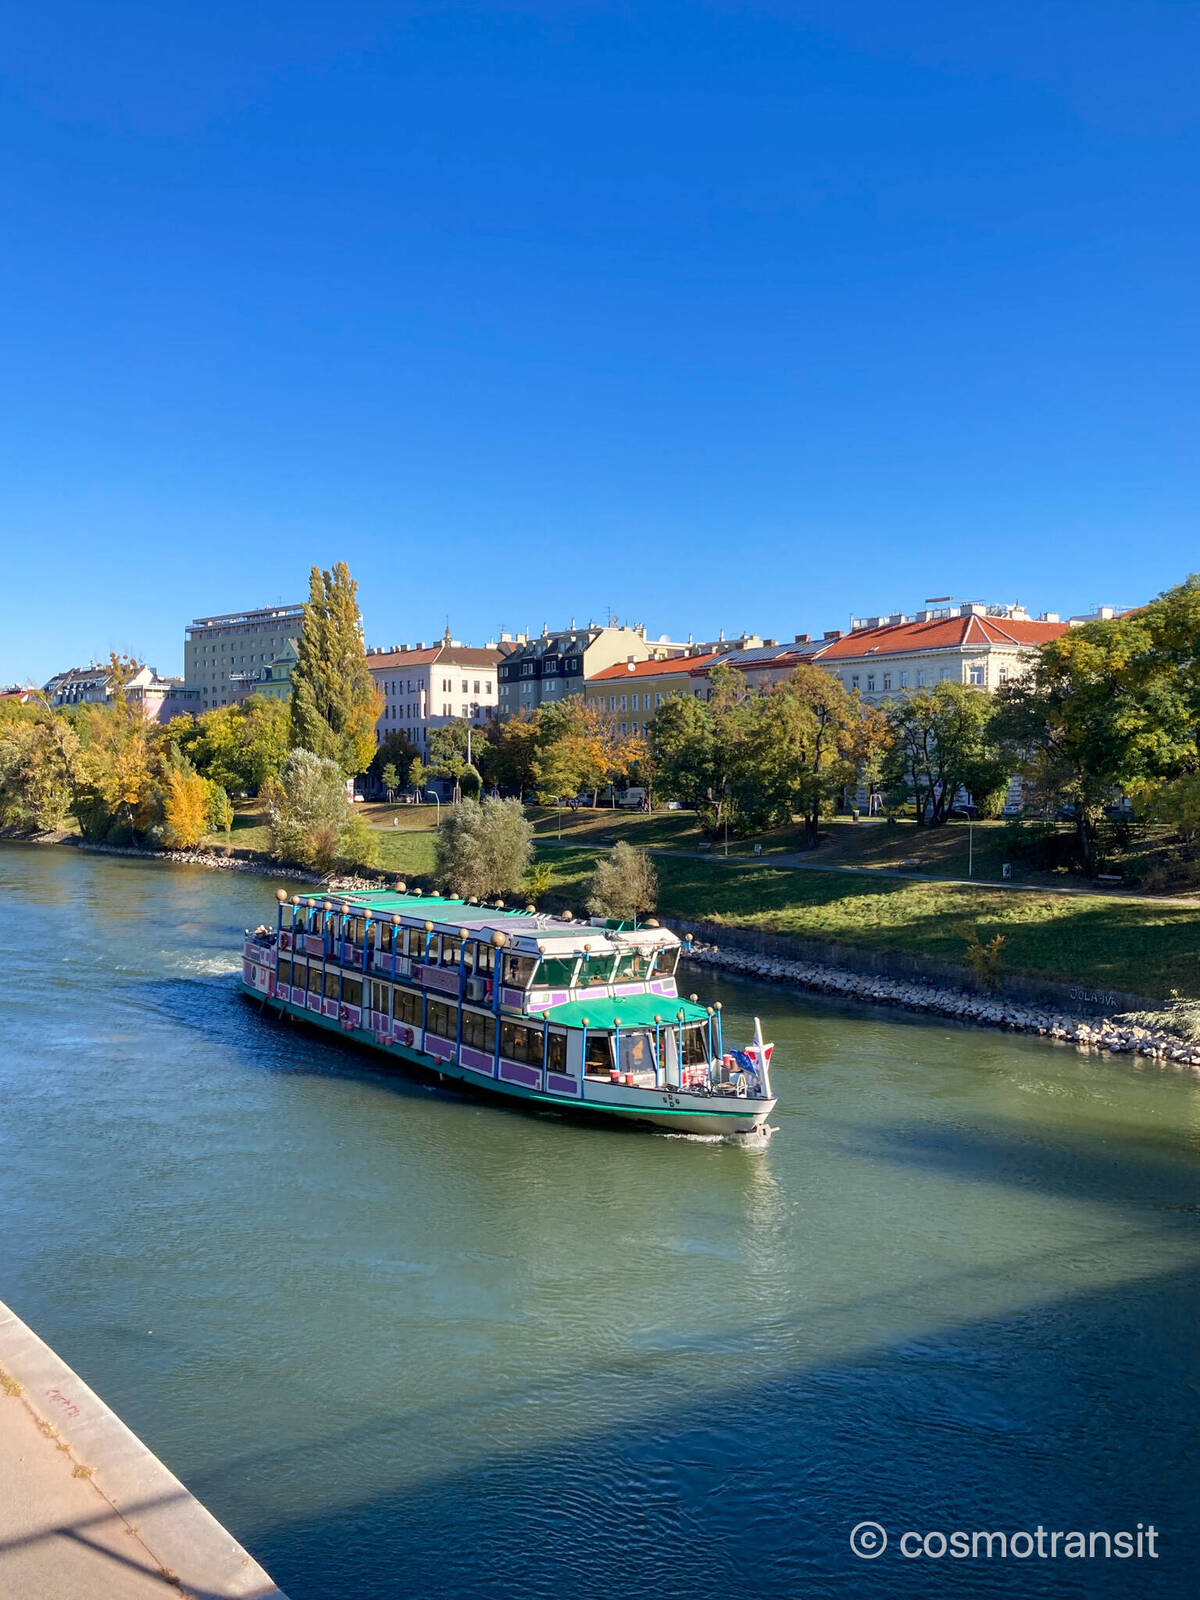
[547,1031,568,1073]
[681,1022,709,1066]
[618,1029,656,1077]
[293,909,308,934]
[501,1020,543,1065]
[651,946,679,978]
[342,977,363,1008]
[584,1032,613,1076]
[580,954,611,986]
[613,950,651,981]
[370,981,388,1014]
[347,916,365,946]
[461,1009,496,1051]
[394,988,421,1027]
[307,965,323,993]
[277,958,292,986]
[425,1000,455,1038]
[441,935,462,966]
[502,953,537,989]
[475,943,494,976]
[535,955,577,987]
[324,969,340,999]
[377,924,393,954]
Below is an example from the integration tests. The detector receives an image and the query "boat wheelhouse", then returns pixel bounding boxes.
[240,885,776,1136]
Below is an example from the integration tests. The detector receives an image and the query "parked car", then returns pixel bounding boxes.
[1001,803,1023,819]
[950,804,978,820]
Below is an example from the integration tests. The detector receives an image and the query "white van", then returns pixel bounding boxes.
[619,787,648,810]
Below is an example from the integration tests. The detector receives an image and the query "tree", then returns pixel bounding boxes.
[734,666,859,845]
[265,748,353,871]
[408,756,429,795]
[380,763,400,799]
[479,711,541,798]
[531,698,609,803]
[649,667,750,834]
[587,841,659,925]
[0,702,73,831]
[994,578,1200,870]
[881,682,1001,828]
[290,562,382,776]
[367,731,417,797]
[206,782,234,834]
[160,763,211,849]
[177,695,290,794]
[434,797,533,898]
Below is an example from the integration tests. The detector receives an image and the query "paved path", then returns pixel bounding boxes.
[0,1299,286,1600]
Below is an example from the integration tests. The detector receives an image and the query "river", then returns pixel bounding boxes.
[1,843,1198,1598]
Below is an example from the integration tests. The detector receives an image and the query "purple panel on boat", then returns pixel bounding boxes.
[242,960,253,984]
[322,999,339,1019]
[501,987,524,1008]
[459,1046,493,1075]
[307,994,322,1013]
[500,1060,540,1089]
[370,1010,388,1033]
[419,967,459,994]
[275,984,290,1003]
[547,1073,577,1096]
[305,935,324,957]
[340,1006,362,1029]
[426,1032,455,1059]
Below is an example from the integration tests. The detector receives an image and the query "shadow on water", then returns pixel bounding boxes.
[181,1116,1200,1600]
[232,1259,1200,1600]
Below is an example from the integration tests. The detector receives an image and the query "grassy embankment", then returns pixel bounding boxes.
[206,802,1196,1000]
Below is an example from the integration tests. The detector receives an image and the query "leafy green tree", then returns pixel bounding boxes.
[336,813,381,871]
[434,797,533,898]
[177,695,290,794]
[368,731,417,795]
[479,710,541,798]
[882,682,1001,828]
[265,747,352,871]
[0,703,73,832]
[587,841,659,926]
[290,562,382,776]
[206,781,234,834]
[380,762,400,799]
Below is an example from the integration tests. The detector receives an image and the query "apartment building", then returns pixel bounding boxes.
[584,653,723,735]
[497,623,688,717]
[813,603,1069,701]
[184,604,305,710]
[368,632,510,752]
[43,663,198,722]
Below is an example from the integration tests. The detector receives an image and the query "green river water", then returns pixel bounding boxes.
[1,843,1198,1598]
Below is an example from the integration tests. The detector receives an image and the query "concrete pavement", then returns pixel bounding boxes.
[0,1298,287,1600]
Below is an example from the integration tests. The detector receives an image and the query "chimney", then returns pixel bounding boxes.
[823,629,843,640]
[794,633,811,644]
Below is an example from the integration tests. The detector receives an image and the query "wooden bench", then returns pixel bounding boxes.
[1096,873,1124,887]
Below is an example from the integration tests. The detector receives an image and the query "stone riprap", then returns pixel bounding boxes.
[681,939,1199,1070]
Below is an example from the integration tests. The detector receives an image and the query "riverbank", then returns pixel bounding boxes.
[0,1297,287,1599]
[682,938,1199,1071]
[5,832,1190,1052]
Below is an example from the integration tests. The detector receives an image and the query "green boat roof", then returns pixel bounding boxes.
[289,891,615,943]
[540,995,711,1030]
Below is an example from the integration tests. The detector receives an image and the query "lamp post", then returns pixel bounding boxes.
[968,814,974,879]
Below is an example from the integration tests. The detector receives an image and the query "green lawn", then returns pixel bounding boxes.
[205,799,1196,999]
[527,845,1195,1000]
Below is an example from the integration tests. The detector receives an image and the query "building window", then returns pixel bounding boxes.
[968,663,985,686]
[898,671,908,688]
[882,674,891,692]
[998,666,1010,684]
[866,675,875,693]
[917,670,927,687]
[851,675,860,689]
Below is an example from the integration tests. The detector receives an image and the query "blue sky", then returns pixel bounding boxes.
[2,1,1197,683]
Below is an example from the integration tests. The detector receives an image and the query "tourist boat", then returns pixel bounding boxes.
[239,885,777,1137]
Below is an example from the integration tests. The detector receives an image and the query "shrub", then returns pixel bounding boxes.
[434,797,532,899]
[337,813,381,871]
[587,841,659,925]
[266,749,351,869]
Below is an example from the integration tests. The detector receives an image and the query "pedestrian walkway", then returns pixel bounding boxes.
[0,1298,286,1600]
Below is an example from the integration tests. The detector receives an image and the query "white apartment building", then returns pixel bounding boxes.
[184,604,306,710]
[368,632,509,753]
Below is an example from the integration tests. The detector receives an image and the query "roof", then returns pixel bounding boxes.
[588,652,720,683]
[542,995,711,1029]
[816,614,1068,660]
[367,644,504,672]
[290,889,608,949]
